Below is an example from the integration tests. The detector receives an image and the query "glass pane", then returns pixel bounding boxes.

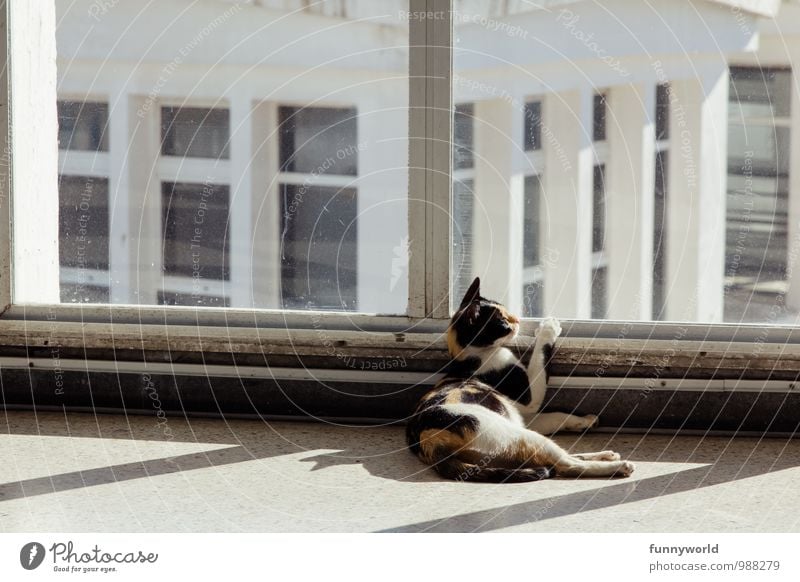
[524,101,542,151]
[729,67,791,119]
[161,182,230,280]
[50,1,410,312]
[451,3,797,325]
[58,101,109,151]
[593,94,607,142]
[279,184,357,310]
[279,106,358,175]
[453,104,475,170]
[161,107,230,159]
[523,175,541,268]
[591,266,607,319]
[58,176,109,290]
[592,165,606,254]
[452,179,475,300]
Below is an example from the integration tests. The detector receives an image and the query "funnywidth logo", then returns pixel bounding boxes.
[20,542,46,570]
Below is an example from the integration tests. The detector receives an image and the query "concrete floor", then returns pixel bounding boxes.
[0,410,798,532]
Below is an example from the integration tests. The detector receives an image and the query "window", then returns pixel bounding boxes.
[593,93,607,142]
[524,101,542,151]
[3,0,799,422]
[58,176,110,272]
[57,100,111,303]
[452,179,475,301]
[280,184,358,310]
[591,165,607,318]
[653,151,669,320]
[161,181,231,281]
[725,67,791,322]
[453,103,474,170]
[522,175,543,318]
[161,106,230,159]
[279,106,358,175]
[452,104,476,300]
[656,83,671,141]
[278,106,361,310]
[57,101,109,152]
[39,1,410,314]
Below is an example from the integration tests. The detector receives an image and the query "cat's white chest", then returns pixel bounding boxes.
[475,347,520,374]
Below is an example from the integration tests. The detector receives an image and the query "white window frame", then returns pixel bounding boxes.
[3,0,800,389]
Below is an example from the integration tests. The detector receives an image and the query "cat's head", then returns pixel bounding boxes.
[447,277,520,357]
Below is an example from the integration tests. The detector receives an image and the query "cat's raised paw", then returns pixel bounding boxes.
[537,317,562,342]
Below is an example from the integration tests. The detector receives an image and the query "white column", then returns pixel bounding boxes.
[228,94,255,308]
[606,83,656,320]
[542,89,594,319]
[472,98,525,313]
[250,101,280,309]
[109,94,160,305]
[786,60,800,312]
[665,68,729,322]
[356,95,409,314]
[10,2,60,303]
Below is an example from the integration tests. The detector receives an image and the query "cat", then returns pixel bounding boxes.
[406,276,635,482]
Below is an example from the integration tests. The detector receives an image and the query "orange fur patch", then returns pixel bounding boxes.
[418,428,473,463]
[446,327,462,358]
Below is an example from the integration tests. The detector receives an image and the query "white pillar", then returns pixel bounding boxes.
[250,101,280,309]
[228,94,255,308]
[110,94,160,305]
[356,94,409,314]
[786,60,800,312]
[665,69,729,322]
[10,2,60,303]
[472,98,525,313]
[606,83,656,320]
[542,89,594,319]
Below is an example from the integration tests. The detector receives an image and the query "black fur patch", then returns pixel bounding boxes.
[543,343,554,382]
[458,386,508,416]
[405,406,479,454]
[442,357,481,379]
[477,364,532,406]
[451,302,515,348]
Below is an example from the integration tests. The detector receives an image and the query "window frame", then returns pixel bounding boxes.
[3,0,800,393]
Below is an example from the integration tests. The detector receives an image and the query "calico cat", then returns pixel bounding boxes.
[406,277,634,482]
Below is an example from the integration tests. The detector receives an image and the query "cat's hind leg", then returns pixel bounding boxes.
[450,406,634,479]
[572,451,621,461]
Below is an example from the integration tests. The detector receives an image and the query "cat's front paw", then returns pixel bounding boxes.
[561,414,599,432]
[537,317,562,343]
[577,414,599,431]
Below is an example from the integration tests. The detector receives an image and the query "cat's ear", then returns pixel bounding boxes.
[460,277,481,309]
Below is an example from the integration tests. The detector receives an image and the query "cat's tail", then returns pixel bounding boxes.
[428,447,553,483]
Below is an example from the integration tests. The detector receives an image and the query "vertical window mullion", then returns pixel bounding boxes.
[7,1,60,305]
[0,0,11,310]
[408,0,452,319]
